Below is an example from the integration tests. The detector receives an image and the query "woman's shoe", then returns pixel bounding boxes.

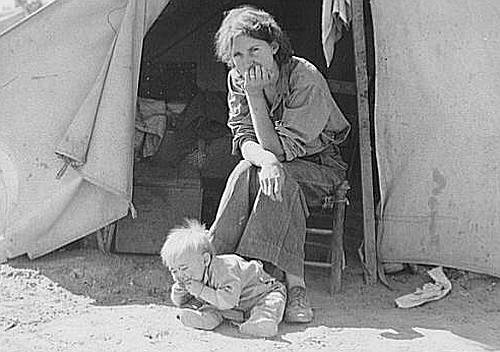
[284,286,313,323]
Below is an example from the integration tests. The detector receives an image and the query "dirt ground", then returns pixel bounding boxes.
[1,240,499,352]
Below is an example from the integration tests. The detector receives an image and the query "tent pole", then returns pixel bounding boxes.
[351,0,377,285]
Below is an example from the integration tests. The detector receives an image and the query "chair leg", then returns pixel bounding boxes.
[330,247,343,295]
[329,181,349,295]
[330,214,344,295]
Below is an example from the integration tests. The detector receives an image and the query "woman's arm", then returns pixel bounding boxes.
[241,65,285,201]
[245,91,285,161]
[244,64,284,160]
[240,140,279,166]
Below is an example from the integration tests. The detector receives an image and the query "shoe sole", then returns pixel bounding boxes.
[178,310,221,330]
[284,311,313,323]
[239,320,278,338]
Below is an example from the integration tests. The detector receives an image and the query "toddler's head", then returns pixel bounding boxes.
[160,219,215,283]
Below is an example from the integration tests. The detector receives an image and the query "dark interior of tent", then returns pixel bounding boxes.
[114,0,376,269]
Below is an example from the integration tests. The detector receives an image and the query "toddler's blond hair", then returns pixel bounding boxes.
[160,219,215,267]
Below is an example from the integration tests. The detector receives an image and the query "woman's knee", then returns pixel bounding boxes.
[234,160,254,174]
[226,160,255,185]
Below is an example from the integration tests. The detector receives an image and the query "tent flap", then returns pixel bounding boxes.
[55,36,117,167]
[0,0,169,260]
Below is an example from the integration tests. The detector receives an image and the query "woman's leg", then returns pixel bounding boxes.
[209,160,256,253]
[279,159,344,323]
[210,158,342,323]
[210,159,309,279]
[285,273,305,288]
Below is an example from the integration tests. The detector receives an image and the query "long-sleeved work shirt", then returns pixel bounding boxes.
[170,254,281,311]
[227,56,351,166]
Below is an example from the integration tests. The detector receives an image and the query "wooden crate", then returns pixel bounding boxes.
[114,150,202,254]
[114,177,202,254]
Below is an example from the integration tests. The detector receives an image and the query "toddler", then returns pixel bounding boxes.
[160,219,286,338]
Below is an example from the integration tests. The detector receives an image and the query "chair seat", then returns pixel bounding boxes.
[304,180,350,295]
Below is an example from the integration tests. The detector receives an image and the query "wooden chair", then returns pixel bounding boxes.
[304,180,350,295]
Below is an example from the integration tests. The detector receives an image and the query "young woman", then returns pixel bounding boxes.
[210,5,350,323]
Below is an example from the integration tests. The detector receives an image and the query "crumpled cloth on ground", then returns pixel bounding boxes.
[134,97,168,159]
[395,266,452,308]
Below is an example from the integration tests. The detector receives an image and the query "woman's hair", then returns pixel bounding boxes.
[214,5,293,68]
[160,219,215,267]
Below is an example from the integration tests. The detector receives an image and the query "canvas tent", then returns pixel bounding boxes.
[372,0,500,278]
[0,6,26,33]
[0,0,499,280]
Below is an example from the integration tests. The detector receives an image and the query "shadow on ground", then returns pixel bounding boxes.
[6,245,500,350]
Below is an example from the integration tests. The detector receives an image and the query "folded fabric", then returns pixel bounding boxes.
[322,0,352,67]
[134,97,168,159]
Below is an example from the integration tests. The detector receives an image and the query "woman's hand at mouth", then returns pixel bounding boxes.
[243,64,274,96]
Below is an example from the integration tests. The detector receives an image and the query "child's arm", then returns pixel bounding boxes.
[170,281,194,307]
[185,274,242,310]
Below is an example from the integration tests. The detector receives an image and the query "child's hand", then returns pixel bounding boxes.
[175,280,189,292]
[184,279,204,297]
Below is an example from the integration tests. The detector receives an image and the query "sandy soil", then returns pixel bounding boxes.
[1,243,499,352]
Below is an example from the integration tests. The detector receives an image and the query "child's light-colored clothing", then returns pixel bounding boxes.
[171,254,286,335]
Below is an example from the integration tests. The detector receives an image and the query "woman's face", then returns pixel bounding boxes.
[230,35,279,77]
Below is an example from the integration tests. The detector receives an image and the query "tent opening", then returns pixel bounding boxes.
[111,0,375,272]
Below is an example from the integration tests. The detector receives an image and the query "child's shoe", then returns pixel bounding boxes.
[177,308,223,330]
[239,317,278,338]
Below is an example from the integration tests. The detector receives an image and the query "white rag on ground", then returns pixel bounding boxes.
[395,267,452,308]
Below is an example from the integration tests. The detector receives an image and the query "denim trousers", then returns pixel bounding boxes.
[209,157,346,278]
